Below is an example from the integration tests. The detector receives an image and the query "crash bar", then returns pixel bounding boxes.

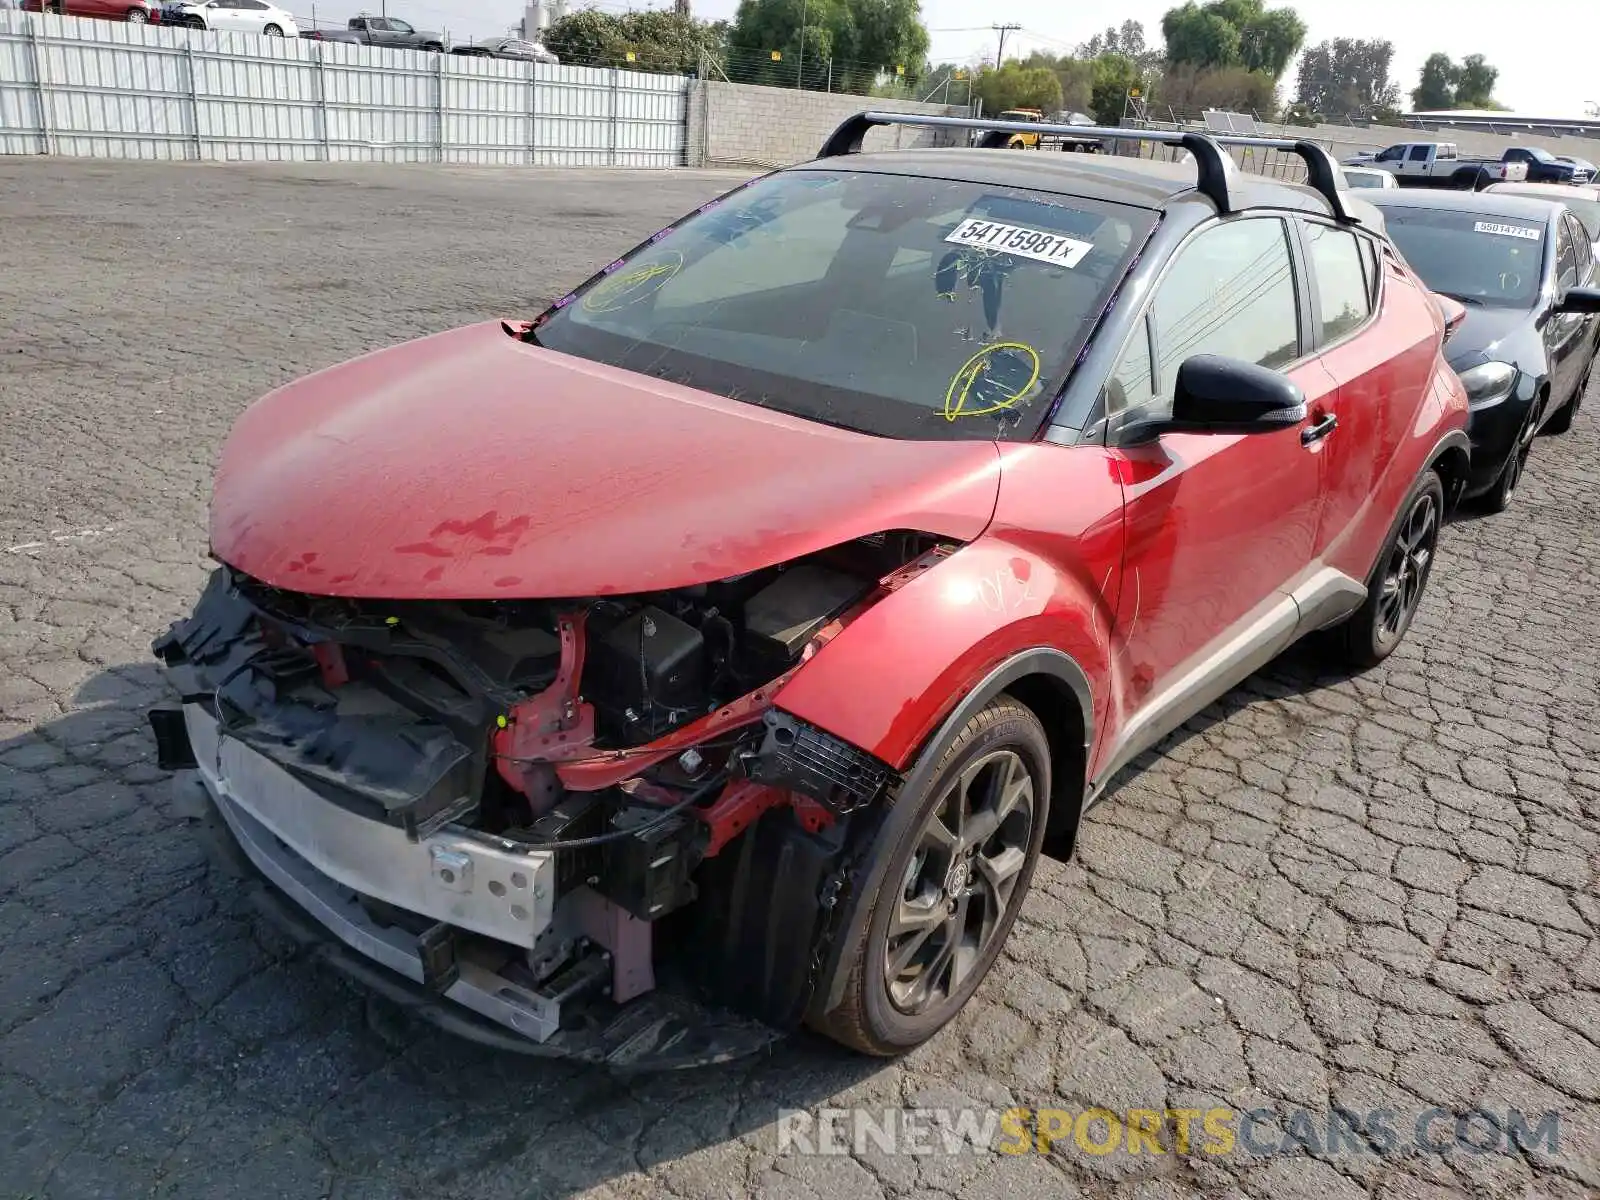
[816,112,1356,225]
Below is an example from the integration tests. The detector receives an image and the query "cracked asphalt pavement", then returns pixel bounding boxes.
[2,158,1599,1200]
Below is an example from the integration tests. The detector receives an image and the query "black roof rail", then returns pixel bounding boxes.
[815,111,1357,224]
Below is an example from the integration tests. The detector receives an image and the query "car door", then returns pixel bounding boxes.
[1298,218,1435,578]
[384,17,415,47]
[1549,213,1596,407]
[1101,215,1331,720]
[1400,145,1432,181]
[1546,214,1588,408]
[232,0,269,33]
[206,0,245,31]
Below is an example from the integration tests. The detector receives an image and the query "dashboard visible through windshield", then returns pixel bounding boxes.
[529,169,1154,440]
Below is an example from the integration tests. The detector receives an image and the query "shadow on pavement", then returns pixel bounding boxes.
[0,663,885,1198]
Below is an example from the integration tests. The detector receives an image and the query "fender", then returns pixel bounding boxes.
[807,644,1094,1020]
[772,536,1119,774]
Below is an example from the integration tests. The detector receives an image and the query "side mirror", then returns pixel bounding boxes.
[1167,354,1307,434]
[1552,286,1600,317]
[1431,292,1467,342]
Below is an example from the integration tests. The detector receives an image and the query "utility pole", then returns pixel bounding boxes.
[991,23,1019,69]
[796,0,806,88]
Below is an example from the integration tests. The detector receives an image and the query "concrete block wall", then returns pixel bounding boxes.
[687,80,963,169]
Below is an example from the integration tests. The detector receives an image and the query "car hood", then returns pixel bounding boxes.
[209,322,1003,599]
[1443,304,1542,372]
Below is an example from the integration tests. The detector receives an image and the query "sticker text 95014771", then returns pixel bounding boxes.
[1473,220,1542,241]
[945,218,1096,268]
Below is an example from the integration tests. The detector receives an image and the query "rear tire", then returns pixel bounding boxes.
[126,7,147,21]
[808,697,1051,1055]
[263,22,283,35]
[1329,469,1444,670]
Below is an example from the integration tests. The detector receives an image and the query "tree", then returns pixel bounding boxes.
[544,9,726,73]
[1016,50,1093,112]
[1409,52,1500,111]
[973,62,1063,115]
[1293,37,1399,121]
[1411,52,1457,110]
[726,0,930,94]
[1161,0,1305,81]
[1455,54,1498,108]
[1077,19,1163,72]
[1156,61,1278,114]
[1089,53,1143,126]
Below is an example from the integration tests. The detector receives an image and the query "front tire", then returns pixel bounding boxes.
[1330,470,1444,669]
[1477,394,1543,513]
[809,697,1050,1055]
[126,7,148,21]
[1544,374,1585,435]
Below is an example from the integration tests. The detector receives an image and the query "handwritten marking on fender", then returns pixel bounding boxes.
[976,562,1038,613]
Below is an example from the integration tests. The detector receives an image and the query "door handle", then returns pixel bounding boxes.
[1301,412,1338,445]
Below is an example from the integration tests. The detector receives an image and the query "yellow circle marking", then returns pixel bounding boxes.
[582,251,683,313]
[941,342,1041,421]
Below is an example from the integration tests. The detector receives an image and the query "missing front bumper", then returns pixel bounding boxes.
[176,707,778,1068]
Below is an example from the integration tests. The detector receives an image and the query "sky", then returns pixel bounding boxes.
[315,0,1599,118]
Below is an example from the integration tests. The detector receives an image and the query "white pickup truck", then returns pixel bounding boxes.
[1344,141,1529,189]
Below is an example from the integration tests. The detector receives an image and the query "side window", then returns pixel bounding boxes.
[1303,222,1373,342]
[1375,146,1401,162]
[1556,218,1578,290]
[1407,145,1431,162]
[1441,145,1457,160]
[1359,237,1382,306]
[1103,316,1155,414]
[390,18,413,32]
[1148,218,1300,408]
[1565,214,1592,280]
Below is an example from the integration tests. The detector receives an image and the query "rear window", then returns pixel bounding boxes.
[1378,206,1546,308]
[529,169,1154,440]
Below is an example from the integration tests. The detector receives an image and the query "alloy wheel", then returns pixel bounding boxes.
[127,8,148,21]
[884,748,1036,1015]
[1375,490,1439,647]
[1501,400,1542,499]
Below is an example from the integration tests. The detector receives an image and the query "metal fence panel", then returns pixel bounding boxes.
[0,11,688,167]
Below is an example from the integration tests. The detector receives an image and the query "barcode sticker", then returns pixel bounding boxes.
[1473,221,1541,241]
[945,218,1095,268]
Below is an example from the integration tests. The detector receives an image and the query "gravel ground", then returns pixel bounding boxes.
[1,158,1598,1200]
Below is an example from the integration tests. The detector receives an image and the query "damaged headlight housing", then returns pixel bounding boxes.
[1456,360,1518,409]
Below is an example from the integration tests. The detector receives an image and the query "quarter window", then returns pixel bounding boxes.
[1556,218,1578,289]
[1147,218,1300,407]
[1304,222,1373,342]
[1104,315,1155,413]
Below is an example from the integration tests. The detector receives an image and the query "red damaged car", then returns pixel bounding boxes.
[150,113,1470,1067]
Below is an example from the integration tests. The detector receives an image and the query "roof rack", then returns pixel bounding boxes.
[816,112,1356,224]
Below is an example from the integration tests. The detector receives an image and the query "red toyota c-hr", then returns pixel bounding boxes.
[150,113,1471,1067]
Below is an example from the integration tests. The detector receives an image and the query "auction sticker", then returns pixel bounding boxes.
[946,218,1095,267]
[1473,220,1541,241]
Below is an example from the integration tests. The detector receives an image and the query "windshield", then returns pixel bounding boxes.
[1378,206,1546,308]
[1495,189,1600,241]
[529,169,1153,440]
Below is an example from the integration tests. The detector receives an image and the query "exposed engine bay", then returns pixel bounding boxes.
[151,532,955,1063]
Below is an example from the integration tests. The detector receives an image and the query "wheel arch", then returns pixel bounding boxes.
[809,647,1094,1019]
[1426,428,1472,511]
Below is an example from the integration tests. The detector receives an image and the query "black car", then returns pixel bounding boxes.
[1366,189,1600,511]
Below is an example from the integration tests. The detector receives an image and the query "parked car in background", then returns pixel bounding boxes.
[167,0,295,35]
[148,113,1470,1066]
[301,14,445,51]
[1487,179,1600,255]
[451,36,557,64]
[23,0,161,22]
[1367,189,1600,510]
[1502,146,1592,184]
[1341,165,1398,190]
[1346,142,1529,189]
[1558,155,1598,178]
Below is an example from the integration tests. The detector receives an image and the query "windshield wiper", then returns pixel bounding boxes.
[1436,290,1484,306]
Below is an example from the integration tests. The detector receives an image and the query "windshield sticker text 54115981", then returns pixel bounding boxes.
[1473,220,1541,241]
[945,218,1095,268]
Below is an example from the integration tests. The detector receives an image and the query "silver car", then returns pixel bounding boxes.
[452,36,558,64]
